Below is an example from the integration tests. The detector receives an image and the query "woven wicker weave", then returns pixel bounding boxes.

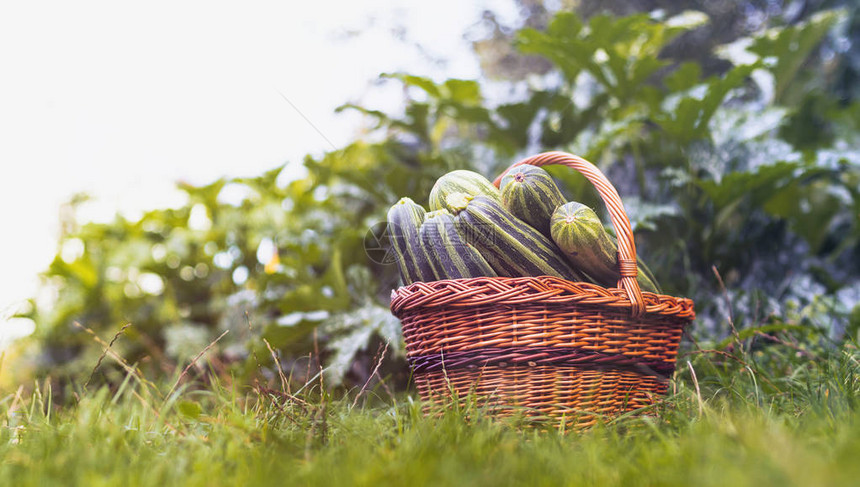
[390,152,695,429]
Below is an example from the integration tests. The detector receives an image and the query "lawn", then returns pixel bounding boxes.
[3,340,860,487]
[2,4,857,486]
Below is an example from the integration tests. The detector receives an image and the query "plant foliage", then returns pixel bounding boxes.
[11,5,859,393]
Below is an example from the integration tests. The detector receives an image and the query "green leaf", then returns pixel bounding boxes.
[48,254,99,289]
[442,79,482,106]
[664,62,702,92]
[335,103,392,130]
[748,10,843,102]
[381,73,442,98]
[697,161,802,208]
[322,303,402,385]
[655,64,756,143]
[278,247,350,313]
[177,400,202,419]
[763,178,845,252]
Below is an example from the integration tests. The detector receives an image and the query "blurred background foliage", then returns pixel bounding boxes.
[8,0,860,394]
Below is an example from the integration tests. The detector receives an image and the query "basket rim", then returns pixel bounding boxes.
[391,275,695,320]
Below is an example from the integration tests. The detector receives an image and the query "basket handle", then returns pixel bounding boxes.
[493,151,645,317]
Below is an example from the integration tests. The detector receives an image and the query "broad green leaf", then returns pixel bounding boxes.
[442,79,482,105]
[748,10,843,102]
[665,62,702,92]
[697,161,802,208]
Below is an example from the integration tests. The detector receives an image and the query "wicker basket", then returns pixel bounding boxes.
[390,151,695,429]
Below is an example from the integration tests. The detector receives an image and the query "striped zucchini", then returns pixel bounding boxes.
[500,165,566,239]
[550,202,660,292]
[419,209,497,279]
[450,195,582,281]
[429,170,501,212]
[387,197,437,284]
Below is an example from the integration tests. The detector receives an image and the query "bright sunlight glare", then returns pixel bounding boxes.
[0,0,520,345]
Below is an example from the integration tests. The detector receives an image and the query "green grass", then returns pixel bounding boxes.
[3,342,860,486]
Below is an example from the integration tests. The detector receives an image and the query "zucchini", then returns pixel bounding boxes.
[500,165,566,239]
[429,170,501,212]
[419,209,497,279]
[386,197,437,284]
[550,202,660,292]
[450,195,582,281]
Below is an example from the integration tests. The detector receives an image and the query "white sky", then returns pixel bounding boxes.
[0,0,519,344]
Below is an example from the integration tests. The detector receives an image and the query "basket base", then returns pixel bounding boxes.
[414,364,667,429]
